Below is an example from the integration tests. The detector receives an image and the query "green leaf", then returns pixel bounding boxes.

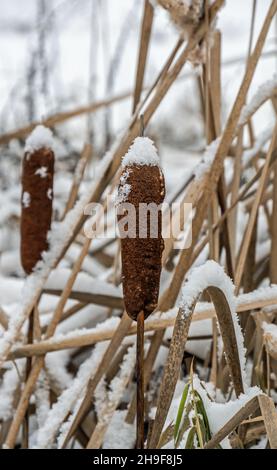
[174,383,190,442]
[185,426,197,449]
[194,390,212,442]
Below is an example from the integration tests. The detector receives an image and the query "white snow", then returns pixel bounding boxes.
[35,342,108,448]
[242,127,273,167]
[94,344,136,430]
[180,260,235,317]
[0,276,24,305]
[262,322,277,358]
[121,137,160,167]
[239,75,277,126]
[47,188,53,200]
[35,166,48,178]
[191,376,260,448]
[45,350,73,392]
[180,260,247,382]
[22,191,31,208]
[0,360,25,421]
[116,183,131,206]
[102,410,135,449]
[159,375,261,449]
[25,125,54,154]
[48,316,120,345]
[35,371,50,429]
[262,322,277,338]
[193,137,221,180]
[237,284,277,307]
[45,267,122,300]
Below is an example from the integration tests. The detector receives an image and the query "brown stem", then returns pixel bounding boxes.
[22,307,34,448]
[136,311,145,449]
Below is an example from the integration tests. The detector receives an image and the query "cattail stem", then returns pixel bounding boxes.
[136,310,145,449]
[23,306,35,448]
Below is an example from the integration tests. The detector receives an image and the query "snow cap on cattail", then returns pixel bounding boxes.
[118,137,165,321]
[20,125,55,274]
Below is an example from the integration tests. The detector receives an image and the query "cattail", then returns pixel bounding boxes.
[117,136,165,448]
[117,136,165,320]
[20,125,55,274]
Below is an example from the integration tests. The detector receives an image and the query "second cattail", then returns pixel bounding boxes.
[117,136,165,448]
[21,125,55,274]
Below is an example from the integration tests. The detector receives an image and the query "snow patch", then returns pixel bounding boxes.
[242,127,273,167]
[36,342,107,448]
[47,188,53,200]
[25,125,54,154]
[121,137,160,167]
[180,260,247,382]
[22,191,31,208]
[193,137,220,180]
[35,166,48,178]
[239,75,277,125]
[103,410,135,449]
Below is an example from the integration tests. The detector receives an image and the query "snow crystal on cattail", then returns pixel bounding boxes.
[25,125,54,155]
[121,137,160,167]
[22,191,31,208]
[35,166,48,178]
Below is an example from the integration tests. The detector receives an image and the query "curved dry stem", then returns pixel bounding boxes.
[148,285,244,449]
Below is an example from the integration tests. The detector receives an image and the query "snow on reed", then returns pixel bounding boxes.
[236,284,277,307]
[102,410,135,449]
[35,371,51,429]
[94,344,136,426]
[45,350,73,391]
[48,316,120,345]
[180,260,247,381]
[57,395,84,448]
[239,75,277,126]
[242,126,273,167]
[0,360,25,421]
[35,342,107,448]
[193,137,221,180]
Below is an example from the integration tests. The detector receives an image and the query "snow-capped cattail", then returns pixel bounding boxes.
[117,136,165,321]
[117,135,165,448]
[20,125,55,274]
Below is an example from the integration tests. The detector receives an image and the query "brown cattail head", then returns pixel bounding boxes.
[117,137,165,321]
[20,125,55,274]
